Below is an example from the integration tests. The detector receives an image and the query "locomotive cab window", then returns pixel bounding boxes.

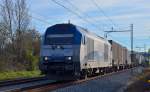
[45,34,73,45]
[82,36,85,45]
[82,35,85,45]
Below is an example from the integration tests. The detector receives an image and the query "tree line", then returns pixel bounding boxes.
[0,0,40,72]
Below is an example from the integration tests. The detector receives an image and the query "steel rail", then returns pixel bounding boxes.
[23,67,140,92]
[0,76,46,87]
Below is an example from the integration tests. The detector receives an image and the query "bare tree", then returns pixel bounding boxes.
[0,0,32,71]
[13,0,30,62]
[0,0,15,71]
[14,0,30,31]
[0,23,6,49]
[1,0,14,41]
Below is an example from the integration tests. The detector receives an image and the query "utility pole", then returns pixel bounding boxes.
[130,24,134,66]
[144,44,147,53]
[144,44,148,66]
[129,24,134,75]
[104,24,134,74]
[104,25,134,58]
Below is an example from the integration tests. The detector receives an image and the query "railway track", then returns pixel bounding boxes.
[0,76,46,87]
[21,67,139,92]
[0,67,141,92]
[0,76,55,92]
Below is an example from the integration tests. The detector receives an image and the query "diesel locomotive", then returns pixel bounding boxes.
[39,23,142,80]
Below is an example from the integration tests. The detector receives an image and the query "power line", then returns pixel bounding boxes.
[65,0,99,24]
[51,0,103,31]
[30,15,51,25]
[65,0,111,30]
[90,0,117,28]
[66,0,108,29]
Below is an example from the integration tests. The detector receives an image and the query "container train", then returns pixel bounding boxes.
[39,23,144,80]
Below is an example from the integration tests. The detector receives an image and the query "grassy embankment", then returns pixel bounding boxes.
[0,70,43,81]
[125,68,150,92]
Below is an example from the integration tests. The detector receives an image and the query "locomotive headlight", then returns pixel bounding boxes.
[44,56,48,61]
[66,56,72,60]
[68,56,72,60]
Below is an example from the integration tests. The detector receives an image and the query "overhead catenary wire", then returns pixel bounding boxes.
[90,0,117,28]
[51,0,103,31]
[65,0,93,20]
[68,0,115,31]
[30,15,51,25]
[90,0,134,47]
[65,0,107,29]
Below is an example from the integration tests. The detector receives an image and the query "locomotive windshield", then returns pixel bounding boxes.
[44,34,73,45]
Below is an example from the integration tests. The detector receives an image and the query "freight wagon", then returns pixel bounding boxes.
[109,40,131,70]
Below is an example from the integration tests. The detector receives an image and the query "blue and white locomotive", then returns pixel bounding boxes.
[39,23,112,80]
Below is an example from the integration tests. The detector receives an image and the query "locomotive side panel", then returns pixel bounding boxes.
[79,28,112,70]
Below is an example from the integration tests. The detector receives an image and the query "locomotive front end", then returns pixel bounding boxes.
[39,24,81,80]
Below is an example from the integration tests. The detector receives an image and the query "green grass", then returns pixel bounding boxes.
[0,70,43,81]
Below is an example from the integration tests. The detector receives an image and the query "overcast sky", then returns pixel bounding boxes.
[26,0,150,51]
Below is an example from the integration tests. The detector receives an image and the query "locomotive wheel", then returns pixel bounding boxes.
[100,69,104,75]
[84,73,88,79]
[80,69,88,79]
[88,68,93,77]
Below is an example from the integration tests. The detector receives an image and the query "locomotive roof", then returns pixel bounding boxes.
[47,23,107,42]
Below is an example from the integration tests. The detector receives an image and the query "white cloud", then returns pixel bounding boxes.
[28,0,150,49]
